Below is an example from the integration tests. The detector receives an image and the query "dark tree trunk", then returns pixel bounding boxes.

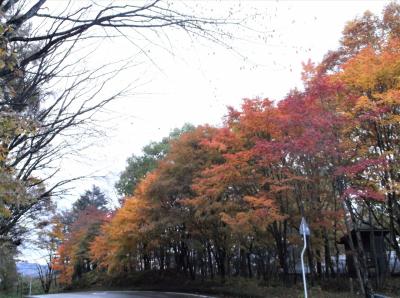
[247,252,253,278]
[344,199,374,297]
[207,242,214,279]
[323,229,335,278]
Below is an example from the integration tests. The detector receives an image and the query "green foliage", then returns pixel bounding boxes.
[115,123,195,197]
[0,276,56,297]
[0,242,17,291]
[72,185,109,214]
[115,155,159,197]
[0,113,38,220]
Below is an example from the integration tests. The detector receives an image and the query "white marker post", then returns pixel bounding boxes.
[29,276,32,296]
[299,217,310,298]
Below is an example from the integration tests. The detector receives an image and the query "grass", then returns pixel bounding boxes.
[0,275,63,298]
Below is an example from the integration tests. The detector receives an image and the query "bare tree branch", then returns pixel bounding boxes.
[0,0,242,248]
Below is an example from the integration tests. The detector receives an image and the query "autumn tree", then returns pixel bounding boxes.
[35,218,64,293]
[188,100,285,280]
[90,179,157,275]
[53,186,109,284]
[309,5,400,295]
[92,126,225,280]
[0,240,17,291]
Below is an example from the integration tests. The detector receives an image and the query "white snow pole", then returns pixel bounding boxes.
[300,217,310,298]
[29,276,32,296]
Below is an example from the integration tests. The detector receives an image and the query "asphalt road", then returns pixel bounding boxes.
[29,291,214,298]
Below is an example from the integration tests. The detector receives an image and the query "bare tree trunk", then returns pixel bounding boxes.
[343,199,374,297]
[207,242,214,279]
[324,229,335,278]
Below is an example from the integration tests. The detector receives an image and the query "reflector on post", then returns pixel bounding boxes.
[299,217,310,236]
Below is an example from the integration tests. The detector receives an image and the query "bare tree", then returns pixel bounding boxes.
[35,219,59,294]
[37,259,55,294]
[0,0,240,243]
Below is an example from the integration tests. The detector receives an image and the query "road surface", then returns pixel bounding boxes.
[29,291,214,298]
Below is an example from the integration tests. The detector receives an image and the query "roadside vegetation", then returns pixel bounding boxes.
[0,276,61,297]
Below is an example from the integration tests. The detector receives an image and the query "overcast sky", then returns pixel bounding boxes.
[21,0,393,262]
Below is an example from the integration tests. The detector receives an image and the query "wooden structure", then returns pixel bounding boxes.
[339,223,389,288]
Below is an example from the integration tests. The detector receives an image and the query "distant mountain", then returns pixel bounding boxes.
[17,262,46,277]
